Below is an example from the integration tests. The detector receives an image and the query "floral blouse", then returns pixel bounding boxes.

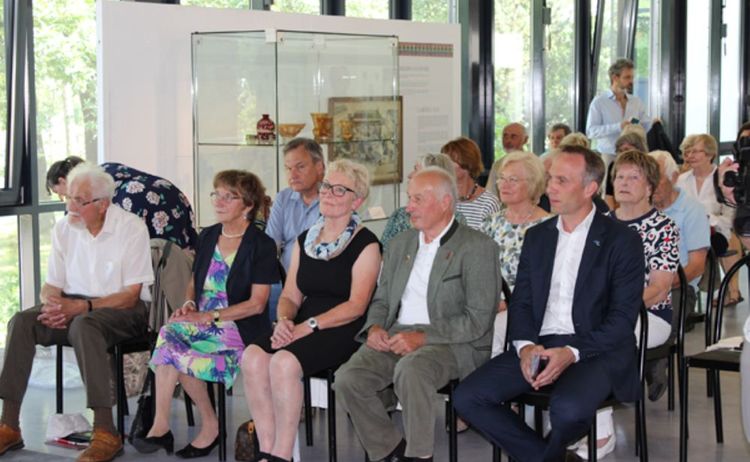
[614,208,680,323]
[103,162,197,249]
[481,209,550,294]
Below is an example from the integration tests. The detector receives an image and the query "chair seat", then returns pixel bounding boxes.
[686,349,740,372]
[514,388,619,410]
[110,333,154,355]
[646,341,676,360]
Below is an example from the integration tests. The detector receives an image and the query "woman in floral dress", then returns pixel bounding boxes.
[481,151,551,356]
[133,170,279,458]
[46,156,197,249]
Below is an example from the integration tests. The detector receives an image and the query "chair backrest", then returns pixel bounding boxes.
[501,277,512,352]
[711,252,750,344]
[637,304,649,387]
[675,265,688,360]
[148,238,193,332]
[703,247,718,348]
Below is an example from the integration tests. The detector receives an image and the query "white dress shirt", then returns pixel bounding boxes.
[397,217,455,325]
[586,89,651,155]
[514,206,597,361]
[47,204,154,301]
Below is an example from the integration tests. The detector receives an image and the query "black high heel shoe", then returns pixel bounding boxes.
[175,436,219,459]
[131,430,174,454]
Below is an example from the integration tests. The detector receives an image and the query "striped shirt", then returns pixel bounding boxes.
[456,190,501,230]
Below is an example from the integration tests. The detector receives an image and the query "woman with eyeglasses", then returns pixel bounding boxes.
[133,170,280,458]
[46,156,198,250]
[677,133,743,306]
[480,151,551,356]
[241,160,382,462]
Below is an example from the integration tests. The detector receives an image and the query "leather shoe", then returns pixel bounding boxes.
[0,423,23,455]
[131,430,174,454]
[175,436,219,459]
[565,449,585,462]
[76,429,123,462]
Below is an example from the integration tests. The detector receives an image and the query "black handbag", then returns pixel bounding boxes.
[128,371,154,444]
[234,420,259,461]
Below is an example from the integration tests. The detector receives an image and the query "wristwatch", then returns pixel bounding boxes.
[212,310,221,322]
[307,317,320,332]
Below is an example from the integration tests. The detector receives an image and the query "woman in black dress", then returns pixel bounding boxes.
[241,159,382,462]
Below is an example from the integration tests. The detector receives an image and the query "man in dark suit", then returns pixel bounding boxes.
[453,145,645,462]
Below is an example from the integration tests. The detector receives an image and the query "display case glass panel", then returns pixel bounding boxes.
[192,30,399,228]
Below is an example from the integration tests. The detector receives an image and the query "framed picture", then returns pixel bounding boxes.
[327,96,403,185]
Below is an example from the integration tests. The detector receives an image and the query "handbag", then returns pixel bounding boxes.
[127,371,154,444]
[234,420,259,461]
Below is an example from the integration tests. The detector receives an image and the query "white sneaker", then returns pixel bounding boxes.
[575,434,616,460]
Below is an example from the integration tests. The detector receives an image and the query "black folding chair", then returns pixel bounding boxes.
[679,253,748,462]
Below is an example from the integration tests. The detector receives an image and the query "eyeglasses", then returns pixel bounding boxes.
[496,175,526,186]
[209,191,241,203]
[65,196,104,207]
[319,181,357,197]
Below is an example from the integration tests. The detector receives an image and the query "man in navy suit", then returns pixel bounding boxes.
[453,145,645,462]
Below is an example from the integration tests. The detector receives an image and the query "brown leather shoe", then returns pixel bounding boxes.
[76,429,123,462]
[0,423,23,455]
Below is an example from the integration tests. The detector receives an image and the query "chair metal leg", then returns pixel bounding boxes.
[667,353,675,411]
[638,397,648,462]
[713,371,723,443]
[679,361,689,462]
[56,345,63,414]
[207,383,216,410]
[588,415,597,462]
[706,370,713,397]
[326,370,337,462]
[492,444,502,462]
[447,381,457,462]
[534,407,543,436]
[218,383,226,461]
[184,393,195,426]
[303,376,313,446]
[115,344,125,441]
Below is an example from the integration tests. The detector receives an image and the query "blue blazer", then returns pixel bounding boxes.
[508,211,645,401]
[193,224,280,345]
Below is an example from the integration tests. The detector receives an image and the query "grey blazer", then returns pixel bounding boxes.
[357,220,501,379]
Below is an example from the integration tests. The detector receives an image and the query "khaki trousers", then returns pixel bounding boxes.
[335,344,458,460]
[0,302,147,409]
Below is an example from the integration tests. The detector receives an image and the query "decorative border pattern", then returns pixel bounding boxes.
[398,42,453,58]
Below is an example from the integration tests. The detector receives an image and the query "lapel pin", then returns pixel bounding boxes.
[593,240,601,247]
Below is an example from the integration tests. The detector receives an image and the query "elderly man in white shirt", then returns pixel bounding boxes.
[0,163,153,462]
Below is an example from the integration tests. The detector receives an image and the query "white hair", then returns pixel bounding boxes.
[648,150,679,181]
[412,166,458,210]
[66,162,115,200]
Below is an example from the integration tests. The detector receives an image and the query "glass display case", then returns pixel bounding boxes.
[191,30,400,228]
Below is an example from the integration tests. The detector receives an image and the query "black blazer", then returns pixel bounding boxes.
[508,211,645,401]
[193,223,280,345]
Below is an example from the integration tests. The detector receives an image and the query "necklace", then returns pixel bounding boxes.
[459,182,478,202]
[506,206,535,223]
[221,226,246,239]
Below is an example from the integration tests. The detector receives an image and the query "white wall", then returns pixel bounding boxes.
[98,0,461,225]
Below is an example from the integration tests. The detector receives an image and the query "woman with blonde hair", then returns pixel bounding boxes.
[678,133,742,305]
[241,160,382,462]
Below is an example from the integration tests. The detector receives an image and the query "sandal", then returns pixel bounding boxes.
[713,294,744,308]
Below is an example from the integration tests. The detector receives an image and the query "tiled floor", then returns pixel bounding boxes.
[6,282,750,461]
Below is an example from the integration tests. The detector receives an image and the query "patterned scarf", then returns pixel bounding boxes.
[304,212,362,261]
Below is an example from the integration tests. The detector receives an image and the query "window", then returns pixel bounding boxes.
[685,0,711,134]
[593,0,620,95]
[412,0,450,23]
[0,216,19,345]
[633,0,655,111]
[719,0,742,142]
[346,1,389,19]
[181,0,249,7]
[544,0,575,148]
[493,0,531,158]
[0,0,6,190]
[270,0,319,14]
[33,0,98,203]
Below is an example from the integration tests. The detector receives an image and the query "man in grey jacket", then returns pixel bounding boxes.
[335,167,501,462]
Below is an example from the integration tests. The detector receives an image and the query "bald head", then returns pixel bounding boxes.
[503,123,528,152]
[406,167,457,238]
